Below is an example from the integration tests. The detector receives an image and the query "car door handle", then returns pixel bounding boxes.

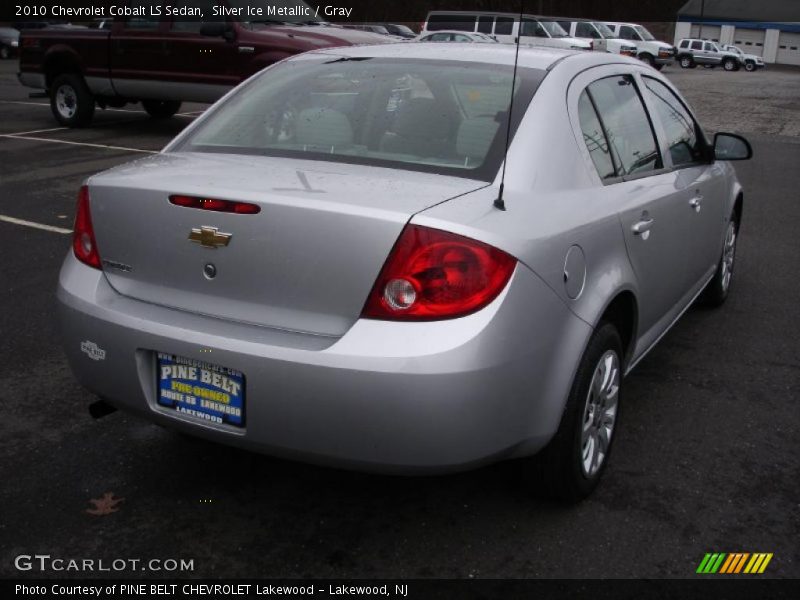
[632,218,654,235]
[690,195,703,212]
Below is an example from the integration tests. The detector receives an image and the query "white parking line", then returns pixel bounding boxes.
[0,134,157,154]
[5,126,68,136]
[0,99,202,117]
[0,215,72,235]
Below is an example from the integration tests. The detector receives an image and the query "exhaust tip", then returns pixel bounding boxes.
[89,399,117,420]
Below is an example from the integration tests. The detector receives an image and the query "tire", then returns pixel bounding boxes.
[699,215,739,307]
[640,53,655,67]
[723,58,737,71]
[745,61,756,72]
[142,99,182,119]
[0,45,9,60]
[654,63,664,71]
[49,73,95,127]
[525,323,623,502]
[679,56,694,69]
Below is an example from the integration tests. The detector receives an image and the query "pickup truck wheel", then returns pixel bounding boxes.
[640,53,655,67]
[524,323,623,502]
[50,73,95,127]
[142,100,182,119]
[679,56,694,68]
[744,61,756,72]
[723,58,737,71]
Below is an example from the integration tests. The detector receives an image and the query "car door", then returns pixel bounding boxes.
[639,75,726,291]
[704,41,723,64]
[160,0,241,97]
[574,69,693,351]
[690,40,710,64]
[110,0,171,98]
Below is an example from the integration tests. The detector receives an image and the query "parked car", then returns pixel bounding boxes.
[415,30,498,43]
[676,38,742,70]
[17,0,389,127]
[59,43,751,501]
[721,44,765,71]
[382,24,417,39]
[603,22,675,69]
[422,11,591,50]
[0,27,19,60]
[551,18,637,56]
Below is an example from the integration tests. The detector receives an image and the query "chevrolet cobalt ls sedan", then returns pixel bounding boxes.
[59,44,751,500]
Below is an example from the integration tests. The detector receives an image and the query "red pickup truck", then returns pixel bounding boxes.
[17,1,387,127]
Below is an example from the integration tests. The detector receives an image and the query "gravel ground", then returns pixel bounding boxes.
[663,64,800,139]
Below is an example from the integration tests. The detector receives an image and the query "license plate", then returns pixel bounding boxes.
[156,353,245,428]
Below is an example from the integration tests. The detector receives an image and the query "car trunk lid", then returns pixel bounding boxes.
[87,152,485,336]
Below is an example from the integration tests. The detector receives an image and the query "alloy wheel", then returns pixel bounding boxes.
[580,350,620,478]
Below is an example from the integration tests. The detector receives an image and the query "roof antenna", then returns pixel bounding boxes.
[494,0,525,211]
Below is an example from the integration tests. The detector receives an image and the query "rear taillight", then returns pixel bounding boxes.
[73,185,101,269]
[361,225,516,321]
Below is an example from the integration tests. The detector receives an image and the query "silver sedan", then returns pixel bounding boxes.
[59,43,751,501]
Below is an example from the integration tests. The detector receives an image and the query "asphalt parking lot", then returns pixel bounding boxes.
[1,58,798,580]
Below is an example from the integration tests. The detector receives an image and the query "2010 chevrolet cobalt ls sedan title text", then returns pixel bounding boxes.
[59,43,751,500]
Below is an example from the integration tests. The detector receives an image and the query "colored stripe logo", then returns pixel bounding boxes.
[697,553,773,574]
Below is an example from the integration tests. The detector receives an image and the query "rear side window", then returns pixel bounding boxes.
[576,22,600,39]
[679,40,689,48]
[495,17,514,35]
[427,14,475,32]
[691,40,703,50]
[578,91,616,179]
[521,19,547,38]
[642,77,707,167]
[477,16,494,34]
[582,75,662,178]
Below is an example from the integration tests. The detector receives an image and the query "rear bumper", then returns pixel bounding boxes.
[57,253,592,473]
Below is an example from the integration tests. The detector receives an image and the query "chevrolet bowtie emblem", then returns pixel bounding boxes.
[188,226,232,249]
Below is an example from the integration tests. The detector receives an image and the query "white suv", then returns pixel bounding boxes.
[551,18,638,56]
[603,22,676,69]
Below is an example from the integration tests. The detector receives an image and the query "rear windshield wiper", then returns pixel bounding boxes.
[324,56,373,64]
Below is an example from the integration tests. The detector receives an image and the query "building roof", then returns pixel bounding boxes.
[678,0,800,21]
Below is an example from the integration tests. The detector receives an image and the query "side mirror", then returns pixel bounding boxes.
[714,132,752,161]
[200,22,234,41]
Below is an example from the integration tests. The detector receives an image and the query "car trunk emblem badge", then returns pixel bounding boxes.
[189,226,232,249]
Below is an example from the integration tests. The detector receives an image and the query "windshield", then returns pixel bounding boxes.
[228,0,322,25]
[594,22,616,38]
[541,21,569,37]
[388,24,415,36]
[177,58,543,181]
[634,25,655,41]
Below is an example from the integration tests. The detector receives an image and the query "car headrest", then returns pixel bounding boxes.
[295,107,354,148]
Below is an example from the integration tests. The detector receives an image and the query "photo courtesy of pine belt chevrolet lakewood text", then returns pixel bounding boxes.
[56,39,751,501]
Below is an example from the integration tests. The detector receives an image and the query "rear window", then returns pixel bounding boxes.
[427,14,475,32]
[177,58,544,181]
